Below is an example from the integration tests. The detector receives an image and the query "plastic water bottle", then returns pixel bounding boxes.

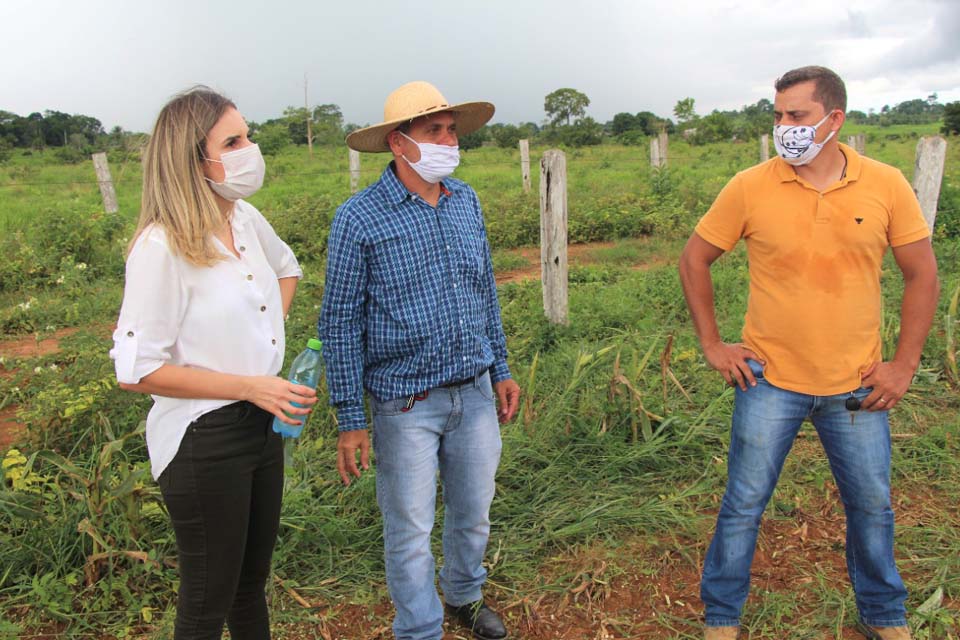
[272,338,323,458]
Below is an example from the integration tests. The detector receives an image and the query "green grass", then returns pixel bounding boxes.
[491,249,531,273]
[0,130,959,638]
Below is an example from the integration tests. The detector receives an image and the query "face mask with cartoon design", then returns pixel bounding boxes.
[773,111,837,166]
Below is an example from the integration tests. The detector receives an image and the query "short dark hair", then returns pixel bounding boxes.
[775,66,847,112]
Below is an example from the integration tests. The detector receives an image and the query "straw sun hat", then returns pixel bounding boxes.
[345,81,495,153]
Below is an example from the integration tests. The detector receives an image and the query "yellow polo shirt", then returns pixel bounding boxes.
[694,144,930,396]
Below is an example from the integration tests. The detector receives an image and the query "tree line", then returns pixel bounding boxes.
[0,110,143,163]
[2,90,959,163]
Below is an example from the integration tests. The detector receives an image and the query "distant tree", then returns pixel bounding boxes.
[0,110,21,146]
[38,110,104,147]
[846,110,868,123]
[255,122,293,155]
[106,125,126,148]
[611,112,638,136]
[633,111,661,135]
[312,104,344,145]
[545,117,603,147]
[616,129,647,146]
[943,102,960,135]
[282,106,311,144]
[544,88,590,126]
[894,99,930,116]
[518,121,540,135]
[280,104,345,146]
[489,124,521,149]
[458,125,487,150]
[611,110,668,140]
[673,97,697,124]
[690,111,734,145]
[26,112,45,150]
[67,133,87,150]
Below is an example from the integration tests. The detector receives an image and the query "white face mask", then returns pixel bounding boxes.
[204,143,265,200]
[772,111,837,166]
[399,132,459,184]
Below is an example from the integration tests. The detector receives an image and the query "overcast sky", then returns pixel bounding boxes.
[2,0,958,133]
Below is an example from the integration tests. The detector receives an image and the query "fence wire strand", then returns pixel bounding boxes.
[0,153,951,189]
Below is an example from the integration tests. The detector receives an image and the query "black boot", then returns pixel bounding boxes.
[445,601,508,640]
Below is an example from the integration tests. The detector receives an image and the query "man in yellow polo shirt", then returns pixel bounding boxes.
[679,66,939,640]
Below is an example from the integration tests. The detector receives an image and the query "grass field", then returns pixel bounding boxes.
[1,130,959,639]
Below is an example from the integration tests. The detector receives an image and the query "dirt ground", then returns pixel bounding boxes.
[493,242,671,286]
[268,478,956,639]
[0,327,80,450]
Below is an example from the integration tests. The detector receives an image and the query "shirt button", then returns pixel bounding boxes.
[446,245,451,250]
[453,283,458,289]
[239,246,246,252]
[260,305,267,312]
[271,339,277,345]
[246,274,254,281]
[126,331,134,337]
[459,319,464,325]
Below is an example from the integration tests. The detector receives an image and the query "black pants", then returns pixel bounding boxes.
[158,401,283,640]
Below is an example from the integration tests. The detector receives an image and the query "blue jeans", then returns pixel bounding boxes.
[701,361,907,628]
[371,371,502,640]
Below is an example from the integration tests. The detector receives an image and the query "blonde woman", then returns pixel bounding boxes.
[110,87,315,640]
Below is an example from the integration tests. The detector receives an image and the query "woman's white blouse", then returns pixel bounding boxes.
[110,200,302,480]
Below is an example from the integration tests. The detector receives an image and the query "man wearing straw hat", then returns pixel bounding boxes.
[319,81,519,640]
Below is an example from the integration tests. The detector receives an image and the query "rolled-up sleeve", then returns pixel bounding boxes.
[110,232,185,384]
[248,204,303,279]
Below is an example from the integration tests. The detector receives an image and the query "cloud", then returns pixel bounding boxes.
[866,1,960,73]
[846,10,872,38]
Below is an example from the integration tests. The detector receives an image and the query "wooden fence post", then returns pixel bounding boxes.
[349,148,361,194]
[519,139,531,193]
[650,138,661,168]
[912,136,947,234]
[760,134,769,162]
[658,132,669,167]
[91,152,118,214]
[540,150,568,325]
[847,133,865,155]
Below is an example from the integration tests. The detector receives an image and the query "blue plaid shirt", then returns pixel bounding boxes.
[318,163,511,432]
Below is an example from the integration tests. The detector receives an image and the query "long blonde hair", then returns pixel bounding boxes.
[131,87,235,266]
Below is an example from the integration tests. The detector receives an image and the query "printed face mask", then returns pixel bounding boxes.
[399,132,459,183]
[204,143,265,200]
[772,111,837,166]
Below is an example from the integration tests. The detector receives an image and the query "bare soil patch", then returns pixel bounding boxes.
[0,327,81,450]
[0,327,78,360]
[271,481,956,639]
